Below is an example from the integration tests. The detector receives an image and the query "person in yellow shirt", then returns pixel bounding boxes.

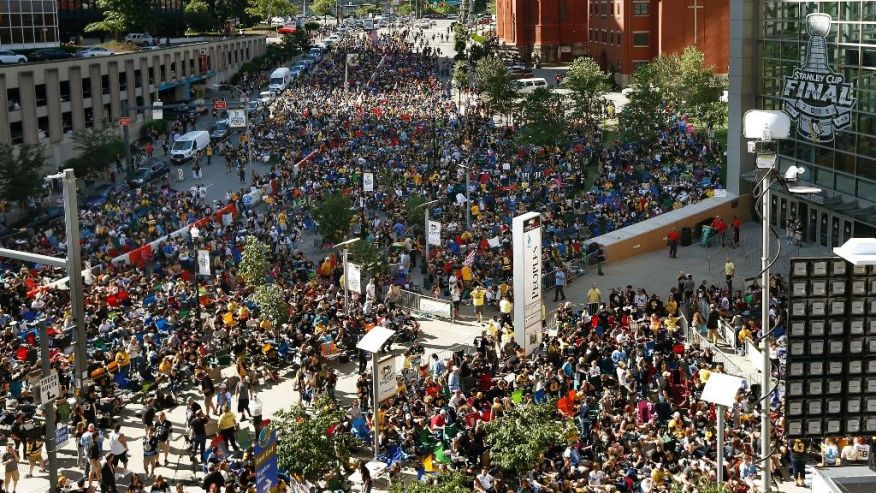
[460,264,473,289]
[217,407,239,452]
[114,349,131,377]
[470,284,486,323]
[737,324,752,354]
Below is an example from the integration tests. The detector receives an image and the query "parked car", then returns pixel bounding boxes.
[162,101,201,120]
[28,48,74,61]
[277,24,297,34]
[270,16,286,26]
[127,159,170,187]
[209,120,232,141]
[0,50,27,64]
[75,47,115,58]
[84,183,128,209]
[259,91,274,105]
[124,33,154,46]
[247,100,263,114]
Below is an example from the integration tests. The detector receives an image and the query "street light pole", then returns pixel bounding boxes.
[419,199,439,289]
[336,238,360,316]
[214,84,253,166]
[38,319,58,493]
[459,161,472,230]
[760,180,771,493]
[190,226,202,325]
[61,169,88,388]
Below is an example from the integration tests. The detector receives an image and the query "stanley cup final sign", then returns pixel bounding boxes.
[782,13,856,142]
[513,212,543,356]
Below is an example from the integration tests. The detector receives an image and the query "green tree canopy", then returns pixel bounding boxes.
[310,0,335,17]
[184,0,217,32]
[474,57,517,118]
[516,87,567,147]
[313,192,354,244]
[403,196,429,227]
[396,3,414,16]
[246,0,298,23]
[86,0,157,37]
[484,402,577,475]
[239,236,270,286]
[389,471,472,493]
[348,239,387,279]
[250,284,289,326]
[355,4,382,17]
[0,144,45,205]
[65,121,124,176]
[273,397,357,481]
[562,56,611,126]
[452,60,469,89]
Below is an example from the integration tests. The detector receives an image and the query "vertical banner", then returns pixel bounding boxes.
[228,108,247,128]
[254,424,278,493]
[376,355,397,402]
[513,212,543,356]
[197,249,211,276]
[427,220,442,246]
[347,263,362,294]
[363,172,374,192]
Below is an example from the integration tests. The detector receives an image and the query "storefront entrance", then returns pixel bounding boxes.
[769,191,857,249]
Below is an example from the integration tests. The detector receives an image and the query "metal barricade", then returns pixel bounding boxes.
[384,286,455,321]
[541,252,602,292]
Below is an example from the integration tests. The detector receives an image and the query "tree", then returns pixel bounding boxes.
[403,196,429,227]
[66,121,124,176]
[250,284,289,326]
[618,76,669,144]
[516,87,567,147]
[273,397,357,482]
[389,471,472,493]
[474,57,517,119]
[452,60,469,92]
[246,0,298,23]
[396,2,413,16]
[184,0,217,32]
[483,402,577,475]
[86,0,155,37]
[313,193,354,245]
[239,236,270,286]
[0,144,45,205]
[562,56,611,127]
[355,4,381,17]
[348,239,386,279]
[310,0,335,18]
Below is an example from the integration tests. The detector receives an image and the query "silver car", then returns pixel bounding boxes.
[75,47,115,58]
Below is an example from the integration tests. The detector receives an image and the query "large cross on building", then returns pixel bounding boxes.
[689,0,704,44]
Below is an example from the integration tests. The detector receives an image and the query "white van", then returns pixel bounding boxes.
[268,67,291,92]
[171,130,210,164]
[516,78,549,93]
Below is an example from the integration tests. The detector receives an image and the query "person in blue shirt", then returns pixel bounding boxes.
[553,268,566,302]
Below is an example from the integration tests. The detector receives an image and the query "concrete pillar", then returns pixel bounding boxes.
[108,61,121,120]
[727,0,758,195]
[18,71,38,145]
[46,68,63,143]
[125,59,136,119]
[164,53,172,83]
[89,64,104,125]
[173,52,181,80]
[0,74,10,144]
[181,50,189,77]
[68,66,84,131]
[139,57,152,117]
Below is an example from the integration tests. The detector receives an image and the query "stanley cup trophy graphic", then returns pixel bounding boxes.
[782,13,856,142]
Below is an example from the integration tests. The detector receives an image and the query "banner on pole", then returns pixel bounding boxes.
[427,220,441,246]
[228,108,247,128]
[197,249,211,276]
[347,263,362,294]
[254,424,279,493]
[376,355,397,402]
[363,172,374,192]
[513,212,543,356]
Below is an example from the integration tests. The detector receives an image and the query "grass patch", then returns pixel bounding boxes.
[470,33,487,44]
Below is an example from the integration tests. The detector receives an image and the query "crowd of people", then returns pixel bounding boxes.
[0,16,854,493]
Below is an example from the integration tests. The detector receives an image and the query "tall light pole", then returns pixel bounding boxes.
[213,84,253,167]
[743,110,822,493]
[419,199,440,289]
[458,162,472,229]
[336,237,360,315]
[190,226,202,325]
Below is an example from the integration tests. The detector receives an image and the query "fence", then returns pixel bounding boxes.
[384,286,455,321]
[541,251,602,292]
[683,312,758,384]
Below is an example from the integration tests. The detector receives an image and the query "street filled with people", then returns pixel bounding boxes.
[0,17,846,493]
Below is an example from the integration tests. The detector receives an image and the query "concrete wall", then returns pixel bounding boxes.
[726,0,758,195]
[3,36,267,167]
[591,194,753,263]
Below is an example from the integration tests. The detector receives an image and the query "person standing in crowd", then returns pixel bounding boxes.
[499,296,513,327]
[142,426,159,477]
[666,227,680,258]
[217,406,239,452]
[107,424,128,470]
[724,257,736,293]
[155,412,172,467]
[100,453,117,493]
[471,284,486,323]
[587,283,602,316]
[553,267,566,302]
[358,461,372,493]
[236,378,252,422]
[3,443,20,493]
[731,215,742,247]
[706,303,721,345]
[790,438,807,486]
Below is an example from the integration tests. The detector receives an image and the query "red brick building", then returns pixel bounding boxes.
[586,0,729,85]
[496,0,589,63]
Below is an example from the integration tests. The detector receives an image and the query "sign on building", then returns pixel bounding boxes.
[512,212,543,356]
[782,13,856,142]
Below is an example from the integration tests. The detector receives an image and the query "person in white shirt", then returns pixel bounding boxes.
[474,468,496,493]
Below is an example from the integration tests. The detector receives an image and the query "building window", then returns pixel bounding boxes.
[602,30,607,43]
[616,32,621,45]
[633,1,649,16]
[602,1,608,17]
[616,0,620,16]
[559,3,566,22]
[633,31,650,47]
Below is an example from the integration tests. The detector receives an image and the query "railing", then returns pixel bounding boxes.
[384,286,455,321]
[541,251,602,292]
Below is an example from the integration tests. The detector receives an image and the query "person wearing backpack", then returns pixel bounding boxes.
[81,424,102,489]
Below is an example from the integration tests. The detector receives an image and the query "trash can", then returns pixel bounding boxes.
[681,227,692,247]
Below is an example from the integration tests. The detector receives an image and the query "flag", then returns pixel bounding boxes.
[463,249,476,267]
[346,53,358,66]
